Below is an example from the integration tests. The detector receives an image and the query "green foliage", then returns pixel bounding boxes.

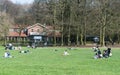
[0,47,120,75]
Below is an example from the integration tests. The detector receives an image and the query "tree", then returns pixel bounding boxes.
[0,12,13,44]
[31,0,49,24]
[91,0,112,46]
[0,0,14,44]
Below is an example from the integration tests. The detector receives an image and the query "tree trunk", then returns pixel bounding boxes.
[53,27,56,46]
[100,26,102,46]
[76,25,79,46]
[68,25,70,46]
[4,36,7,45]
[61,20,64,46]
[83,0,87,45]
[53,3,56,46]
[61,9,64,46]
[84,15,87,45]
[102,27,105,46]
[80,33,84,45]
[118,34,120,44]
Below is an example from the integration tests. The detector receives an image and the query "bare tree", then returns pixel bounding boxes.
[0,12,13,44]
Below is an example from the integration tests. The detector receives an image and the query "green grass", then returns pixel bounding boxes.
[0,46,120,75]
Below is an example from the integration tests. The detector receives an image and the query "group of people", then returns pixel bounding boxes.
[5,43,13,50]
[93,46,112,59]
[4,43,31,58]
[3,43,113,59]
[5,43,22,50]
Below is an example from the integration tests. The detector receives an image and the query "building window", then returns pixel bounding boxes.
[14,28,20,32]
[31,29,34,32]
[37,29,40,32]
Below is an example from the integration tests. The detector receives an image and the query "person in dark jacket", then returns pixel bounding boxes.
[97,49,102,58]
[107,48,112,57]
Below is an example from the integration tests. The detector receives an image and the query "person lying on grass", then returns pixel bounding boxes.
[19,50,29,53]
[63,50,69,56]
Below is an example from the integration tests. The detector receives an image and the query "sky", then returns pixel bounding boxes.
[10,0,34,4]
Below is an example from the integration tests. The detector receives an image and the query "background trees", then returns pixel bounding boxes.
[0,0,14,44]
[46,0,120,46]
[0,0,119,46]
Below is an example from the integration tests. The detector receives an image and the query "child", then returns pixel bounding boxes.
[63,50,69,56]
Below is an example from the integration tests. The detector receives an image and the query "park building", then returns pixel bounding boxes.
[6,23,61,46]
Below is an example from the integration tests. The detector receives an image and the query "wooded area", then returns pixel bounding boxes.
[0,0,120,46]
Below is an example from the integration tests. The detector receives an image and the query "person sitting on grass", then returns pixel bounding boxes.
[92,46,99,52]
[4,51,13,58]
[107,48,112,57]
[63,50,69,56]
[102,50,108,58]
[97,49,102,58]
[94,53,98,59]
[102,47,112,58]
[19,50,29,53]
[27,45,30,48]
[93,47,102,59]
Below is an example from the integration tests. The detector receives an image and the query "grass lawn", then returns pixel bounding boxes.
[0,46,120,75]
